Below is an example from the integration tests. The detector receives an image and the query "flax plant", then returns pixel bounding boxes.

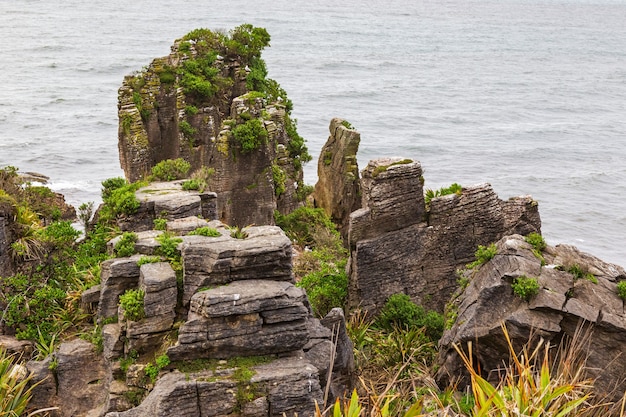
[453,324,594,417]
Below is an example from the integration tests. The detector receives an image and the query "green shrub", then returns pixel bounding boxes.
[341,120,354,129]
[181,179,204,191]
[155,232,182,260]
[114,232,137,258]
[617,281,626,300]
[274,207,340,249]
[466,243,498,269]
[232,119,267,154]
[100,178,145,220]
[512,275,540,301]
[145,354,170,383]
[137,256,161,266]
[375,294,444,342]
[119,289,145,321]
[179,120,197,139]
[297,259,348,317]
[188,227,221,237]
[271,164,286,197]
[151,158,191,181]
[185,105,199,115]
[153,218,167,231]
[424,182,462,205]
[525,232,546,252]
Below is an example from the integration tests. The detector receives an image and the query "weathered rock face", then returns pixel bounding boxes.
[169,280,309,361]
[314,118,361,241]
[435,234,626,400]
[181,225,293,306]
[347,158,541,315]
[27,339,108,417]
[113,181,218,232]
[104,358,322,417]
[84,216,347,416]
[117,26,310,226]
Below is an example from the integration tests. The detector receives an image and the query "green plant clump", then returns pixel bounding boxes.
[119,288,145,322]
[188,227,221,237]
[424,182,462,205]
[274,206,340,249]
[375,294,444,342]
[153,218,167,231]
[137,256,162,266]
[271,164,286,197]
[181,179,203,191]
[0,348,38,415]
[232,119,268,154]
[512,275,540,301]
[466,243,498,269]
[151,158,191,181]
[568,264,597,284]
[229,226,249,239]
[617,281,626,300]
[371,159,414,178]
[297,258,348,318]
[114,232,138,258]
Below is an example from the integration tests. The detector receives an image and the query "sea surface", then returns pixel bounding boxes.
[1,0,625,266]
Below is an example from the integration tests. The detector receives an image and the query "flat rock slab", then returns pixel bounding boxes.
[182,225,293,306]
[169,280,308,360]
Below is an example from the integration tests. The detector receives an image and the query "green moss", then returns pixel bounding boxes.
[372,159,414,178]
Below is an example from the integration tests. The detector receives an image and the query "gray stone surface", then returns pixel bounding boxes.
[436,234,626,400]
[168,280,308,360]
[182,225,293,306]
[348,169,541,314]
[314,118,361,241]
[55,339,107,417]
[105,357,322,417]
[98,255,142,319]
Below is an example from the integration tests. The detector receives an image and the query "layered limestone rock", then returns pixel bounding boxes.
[435,234,626,400]
[347,158,541,315]
[114,181,217,232]
[117,26,310,226]
[168,280,309,361]
[79,216,346,416]
[181,225,293,306]
[27,339,108,417]
[314,118,361,241]
[104,358,322,417]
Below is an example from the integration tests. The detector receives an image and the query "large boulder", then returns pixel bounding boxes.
[347,158,541,315]
[314,118,361,241]
[435,234,626,400]
[117,26,310,226]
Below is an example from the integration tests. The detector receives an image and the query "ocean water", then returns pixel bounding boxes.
[1,0,625,266]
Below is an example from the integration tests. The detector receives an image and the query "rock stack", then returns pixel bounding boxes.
[26,181,351,417]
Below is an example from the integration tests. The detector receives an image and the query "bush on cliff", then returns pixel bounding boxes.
[375,293,444,343]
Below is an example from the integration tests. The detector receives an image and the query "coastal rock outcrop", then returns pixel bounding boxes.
[435,234,626,400]
[116,26,310,226]
[347,158,541,315]
[314,118,361,241]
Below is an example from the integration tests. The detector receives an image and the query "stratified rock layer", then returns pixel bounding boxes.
[314,118,361,241]
[347,158,541,315]
[436,234,626,400]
